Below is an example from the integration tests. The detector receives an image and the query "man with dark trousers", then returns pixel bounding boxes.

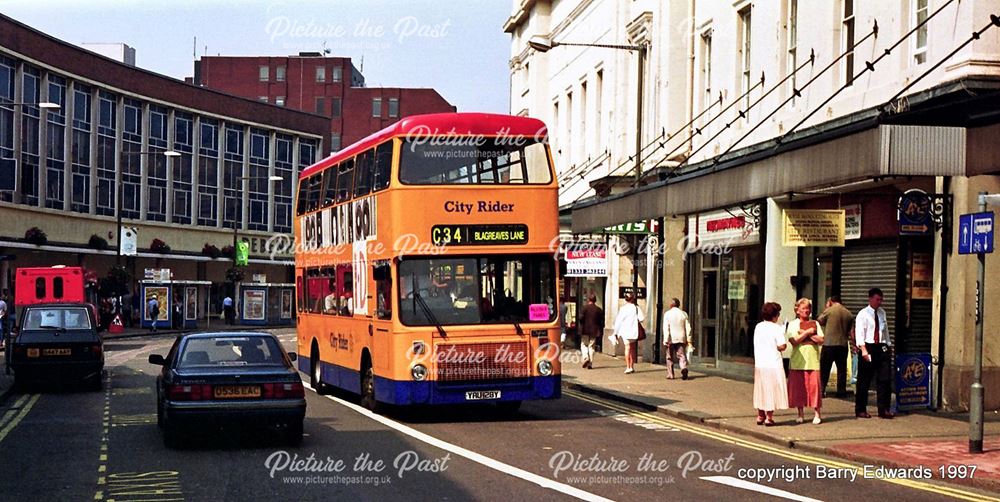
[854,288,893,419]
[818,296,853,397]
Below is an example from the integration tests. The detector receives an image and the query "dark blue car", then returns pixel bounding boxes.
[10,303,104,391]
[148,332,306,448]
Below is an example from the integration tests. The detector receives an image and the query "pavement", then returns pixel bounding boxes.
[562,350,1000,492]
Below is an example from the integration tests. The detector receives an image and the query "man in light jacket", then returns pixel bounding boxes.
[662,298,692,380]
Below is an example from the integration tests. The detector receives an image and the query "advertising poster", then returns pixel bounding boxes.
[185,287,198,320]
[280,290,293,319]
[144,287,169,321]
[243,289,266,321]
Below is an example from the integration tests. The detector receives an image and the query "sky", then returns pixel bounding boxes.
[1,0,512,113]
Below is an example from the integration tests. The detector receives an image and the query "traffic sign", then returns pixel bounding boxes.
[958,212,994,255]
[898,189,933,236]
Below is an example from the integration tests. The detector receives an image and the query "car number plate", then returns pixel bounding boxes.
[42,348,71,356]
[465,390,501,400]
[213,385,261,399]
[26,348,39,358]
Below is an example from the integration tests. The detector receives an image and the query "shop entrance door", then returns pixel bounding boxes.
[695,254,719,362]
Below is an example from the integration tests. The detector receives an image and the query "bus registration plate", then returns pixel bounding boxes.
[465,390,501,401]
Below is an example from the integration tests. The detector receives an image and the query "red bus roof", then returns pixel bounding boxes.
[299,112,548,179]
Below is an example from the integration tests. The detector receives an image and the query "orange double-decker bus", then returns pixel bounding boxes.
[294,112,561,411]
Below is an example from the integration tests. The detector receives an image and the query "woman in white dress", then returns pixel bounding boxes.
[612,293,644,374]
[753,301,789,426]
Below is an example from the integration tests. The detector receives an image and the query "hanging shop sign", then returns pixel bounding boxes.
[844,204,862,240]
[781,209,846,247]
[898,189,934,236]
[687,204,761,249]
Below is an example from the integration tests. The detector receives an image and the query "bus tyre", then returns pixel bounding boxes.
[360,364,381,413]
[310,346,329,395]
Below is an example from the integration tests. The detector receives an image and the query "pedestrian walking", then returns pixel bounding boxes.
[855,288,894,419]
[612,292,644,374]
[661,298,691,380]
[753,302,788,426]
[786,298,825,425]
[0,291,9,349]
[578,295,604,369]
[223,295,235,325]
[147,294,160,332]
[817,295,853,397]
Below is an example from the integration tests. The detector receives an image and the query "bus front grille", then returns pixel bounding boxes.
[435,342,531,381]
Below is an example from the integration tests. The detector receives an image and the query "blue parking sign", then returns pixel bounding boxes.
[959,212,994,255]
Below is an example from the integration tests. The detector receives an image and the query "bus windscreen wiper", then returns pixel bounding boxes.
[414,293,447,337]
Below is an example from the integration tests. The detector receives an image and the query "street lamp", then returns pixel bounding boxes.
[116,150,181,263]
[233,175,284,264]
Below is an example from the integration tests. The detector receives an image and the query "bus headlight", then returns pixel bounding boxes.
[411,364,428,381]
[537,359,553,376]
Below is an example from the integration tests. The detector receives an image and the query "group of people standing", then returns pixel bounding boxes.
[752,288,895,426]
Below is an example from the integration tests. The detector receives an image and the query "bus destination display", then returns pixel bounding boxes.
[431,224,529,246]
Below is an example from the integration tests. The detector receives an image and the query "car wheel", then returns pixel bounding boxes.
[360,364,381,413]
[310,346,329,395]
[285,420,304,446]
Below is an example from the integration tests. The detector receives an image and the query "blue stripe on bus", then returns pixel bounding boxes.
[297,357,560,405]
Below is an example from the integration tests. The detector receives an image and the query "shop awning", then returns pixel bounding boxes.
[571,123,967,232]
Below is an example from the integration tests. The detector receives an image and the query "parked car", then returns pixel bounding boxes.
[9,303,104,390]
[148,332,306,448]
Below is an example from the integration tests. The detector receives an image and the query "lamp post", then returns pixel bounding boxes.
[116,150,181,263]
[233,175,284,265]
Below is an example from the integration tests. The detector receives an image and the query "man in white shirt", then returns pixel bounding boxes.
[662,298,692,380]
[854,287,894,419]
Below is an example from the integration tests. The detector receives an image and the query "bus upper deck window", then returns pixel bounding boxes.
[53,277,64,299]
[35,277,45,299]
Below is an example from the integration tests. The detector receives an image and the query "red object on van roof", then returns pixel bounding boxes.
[15,266,87,307]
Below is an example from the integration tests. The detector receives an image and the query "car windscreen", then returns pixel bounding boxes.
[178,336,287,368]
[22,307,93,330]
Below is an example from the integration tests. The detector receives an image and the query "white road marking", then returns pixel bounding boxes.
[309,387,613,502]
[701,476,824,502]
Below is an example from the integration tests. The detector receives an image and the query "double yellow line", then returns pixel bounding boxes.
[0,393,41,445]
[564,389,999,502]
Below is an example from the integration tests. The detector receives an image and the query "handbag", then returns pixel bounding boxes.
[635,304,646,341]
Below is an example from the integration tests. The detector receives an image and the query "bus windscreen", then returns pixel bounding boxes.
[399,137,552,185]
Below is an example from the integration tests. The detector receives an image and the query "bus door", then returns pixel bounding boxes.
[371,261,392,372]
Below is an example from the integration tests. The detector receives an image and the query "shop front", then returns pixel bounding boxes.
[685,203,764,372]
[560,235,609,350]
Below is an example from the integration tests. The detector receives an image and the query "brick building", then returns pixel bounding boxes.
[193,53,456,152]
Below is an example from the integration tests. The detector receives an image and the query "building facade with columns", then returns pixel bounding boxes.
[510,0,1000,411]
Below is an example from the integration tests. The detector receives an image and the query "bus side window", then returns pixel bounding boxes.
[337,159,354,203]
[374,263,391,320]
[295,179,308,216]
[337,263,353,316]
[295,274,305,312]
[305,268,326,314]
[53,277,64,299]
[373,141,392,191]
[35,277,46,300]
[354,149,373,198]
[322,165,338,208]
[320,266,336,315]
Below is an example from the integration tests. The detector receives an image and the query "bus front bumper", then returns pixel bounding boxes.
[374,375,561,405]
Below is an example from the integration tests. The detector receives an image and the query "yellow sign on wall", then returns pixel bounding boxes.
[782,210,846,247]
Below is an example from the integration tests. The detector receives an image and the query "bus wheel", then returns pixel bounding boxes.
[310,345,329,395]
[360,363,380,413]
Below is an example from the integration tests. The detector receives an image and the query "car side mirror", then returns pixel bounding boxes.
[148,354,166,366]
[287,352,298,362]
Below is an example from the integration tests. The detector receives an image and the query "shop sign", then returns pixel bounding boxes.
[781,209,845,247]
[603,220,659,235]
[618,286,646,300]
[687,205,761,249]
[144,268,171,281]
[727,270,746,300]
[911,253,933,300]
[895,353,932,410]
[898,189,933,236]
[844,204,862,240]
[252,274,267,284]
[565,243,608,277]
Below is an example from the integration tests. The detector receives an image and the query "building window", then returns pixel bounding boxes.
[331,97,341,117]
[275,96,285,107]
[332,66,343,83]
[70,84,91,213]
[0,57,13,203]
[330,133,341,152]
[913,0,928,65]
[315,66,326,83]
[276,65,286,82]
[248,129,270,231]
[96,91,116,216]
[738,6,753,107]
[20,68,41,206]
[787,0,798,100]
[45,75,67,210]
[223,125,244,230]
[121,98,142,219]
[595,69,603,150]
[146,105,169,222]
[372,98,382,118]
[842,0,855,85]
[700,30,713,112]
[388,98,399,118]
[197,119,219,227]
[172,112,194,225]
[259,65,269,82]
[315,97,325,115]
[274,134,293,233]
